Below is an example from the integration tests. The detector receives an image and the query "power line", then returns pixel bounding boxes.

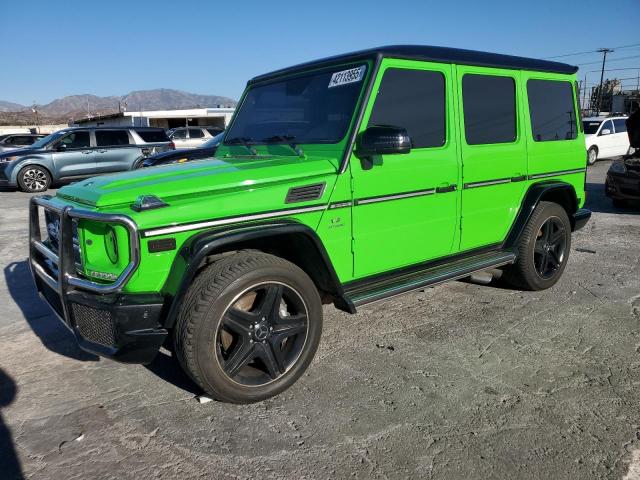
[544,43,640,59]
[576,54,640,67]
[587,67,640,73]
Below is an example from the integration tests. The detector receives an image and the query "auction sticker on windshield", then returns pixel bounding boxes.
[328,65,366,88]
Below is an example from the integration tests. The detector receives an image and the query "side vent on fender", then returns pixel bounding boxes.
[285,183,326,204]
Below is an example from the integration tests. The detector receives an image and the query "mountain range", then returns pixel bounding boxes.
[0,89,237,119]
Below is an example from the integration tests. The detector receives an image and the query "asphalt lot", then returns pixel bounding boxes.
[0,160,639,479]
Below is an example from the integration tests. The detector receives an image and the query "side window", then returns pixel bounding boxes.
[4,136,16,145]
[14,136,34,146]
[613,119,627,133]
[96,130,131,147]
[368,68,446,148]
[462,74,517,145]
[172,129,187,139]
[188,128,204,139]
[59,131,90,149]
[527,80,577,141]
[600,120,613,135]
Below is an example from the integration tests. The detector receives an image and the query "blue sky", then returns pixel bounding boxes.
[1,0,639,106]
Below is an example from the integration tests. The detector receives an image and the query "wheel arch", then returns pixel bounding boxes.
[162,221,353,328]
[503,181,578,249]
[15,161,53,187]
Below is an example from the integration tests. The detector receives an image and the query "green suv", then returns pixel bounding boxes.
[29,46,591,403]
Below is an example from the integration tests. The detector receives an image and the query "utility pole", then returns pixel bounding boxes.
[596,48,614,115]
[582,74,587,111]
[32,103,39,133]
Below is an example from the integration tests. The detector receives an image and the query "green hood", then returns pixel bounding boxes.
[57,155,337,209]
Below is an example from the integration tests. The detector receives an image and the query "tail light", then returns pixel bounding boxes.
[169,142,175,150]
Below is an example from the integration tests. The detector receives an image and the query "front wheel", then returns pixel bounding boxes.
[587,147,598,166]
[503,201,572,291]
[17,165,51,192]
[174,251,323,403]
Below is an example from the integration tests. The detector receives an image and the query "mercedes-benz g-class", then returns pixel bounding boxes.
[29,46,591,403]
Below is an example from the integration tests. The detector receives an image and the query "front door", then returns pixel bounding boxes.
[51,130,94,179]
[350,59,460,278]
[597,119,617,158]
[612,118,630,156]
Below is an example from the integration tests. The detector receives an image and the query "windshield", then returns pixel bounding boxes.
[202,132,224,148]
[225,64,367,146]
[582,121,602,135]
[29,130,68,149]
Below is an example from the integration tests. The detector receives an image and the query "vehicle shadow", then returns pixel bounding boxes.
[144,350,202,396]
[3,260,98,362]
[585,182,640,215]
[0,368,23,480]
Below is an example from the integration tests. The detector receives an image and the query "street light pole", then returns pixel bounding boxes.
[596,48,614,115]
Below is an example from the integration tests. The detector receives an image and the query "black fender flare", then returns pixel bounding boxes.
[503,181,578,249]
[162,220,354,328]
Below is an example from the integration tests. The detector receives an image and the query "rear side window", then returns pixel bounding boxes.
[171,129,187,140]
[613,119,627,133]
[368,68,446,148]
[188,128,204,139]
[13,136,35,146]
[462,74,517,145]
[96,130,131,147]
[136,129,169,143]
[527,80,577,141]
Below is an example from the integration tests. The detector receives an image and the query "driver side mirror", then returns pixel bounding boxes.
[599,128,611,136]
[56,143,67,152]
[355,125,411,169]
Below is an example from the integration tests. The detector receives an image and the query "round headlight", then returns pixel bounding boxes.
[104,227,119,264]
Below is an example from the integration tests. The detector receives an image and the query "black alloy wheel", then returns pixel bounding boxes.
[533,217,567,280]
[216,282,309,386]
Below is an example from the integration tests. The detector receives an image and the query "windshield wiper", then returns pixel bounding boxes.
[225,136,257,155]
[262,135,305,158]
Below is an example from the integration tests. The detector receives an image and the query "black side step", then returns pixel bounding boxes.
[344,250,517,307]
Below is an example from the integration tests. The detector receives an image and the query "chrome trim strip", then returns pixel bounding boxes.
[143,204,327,238]
[464,178,512,189]
[528,168,586,179]
[355,188,436,206]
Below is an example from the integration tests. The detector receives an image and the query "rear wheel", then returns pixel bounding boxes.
[503,201,571,291]
[17,165,51,192]
[587,147,598,166]
[174,251,322,403]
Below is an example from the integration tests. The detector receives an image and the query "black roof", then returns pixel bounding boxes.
[250,45,578,84]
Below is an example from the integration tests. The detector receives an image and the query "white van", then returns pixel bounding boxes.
[583,116,633,165]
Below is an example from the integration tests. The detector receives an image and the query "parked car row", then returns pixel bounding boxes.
[167,126,223,149]
[141,131,224,167]
[583,115,634,165]
[0,127,173,192]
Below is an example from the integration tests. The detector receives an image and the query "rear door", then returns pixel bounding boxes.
[51,130,94,179]
[612,118,630,156]
[187,128,205,148]
[94,129,140,173]
[350,59,460,277]
[456,67,527,250]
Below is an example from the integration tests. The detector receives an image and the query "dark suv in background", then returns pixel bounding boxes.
[0,127,173,192]
[0,133,47,152]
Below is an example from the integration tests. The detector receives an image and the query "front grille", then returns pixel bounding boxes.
[71,303,117,347]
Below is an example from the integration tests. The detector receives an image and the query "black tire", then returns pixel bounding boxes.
[17,165,51,192]
[587,147,598,166]
[174,251,323,403]
[612,198,626,208]
[503,201,572,291]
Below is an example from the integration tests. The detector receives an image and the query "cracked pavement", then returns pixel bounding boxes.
[1,160,639,479]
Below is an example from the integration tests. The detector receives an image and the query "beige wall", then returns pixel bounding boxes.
[0,124,67,135]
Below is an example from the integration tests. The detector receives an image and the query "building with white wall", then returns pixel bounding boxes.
[72,107,235,130]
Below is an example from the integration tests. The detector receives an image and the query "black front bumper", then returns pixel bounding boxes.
[29,195,167,364]
[34,273,168,363]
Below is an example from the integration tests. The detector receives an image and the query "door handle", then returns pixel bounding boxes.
[435,184,456,193]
